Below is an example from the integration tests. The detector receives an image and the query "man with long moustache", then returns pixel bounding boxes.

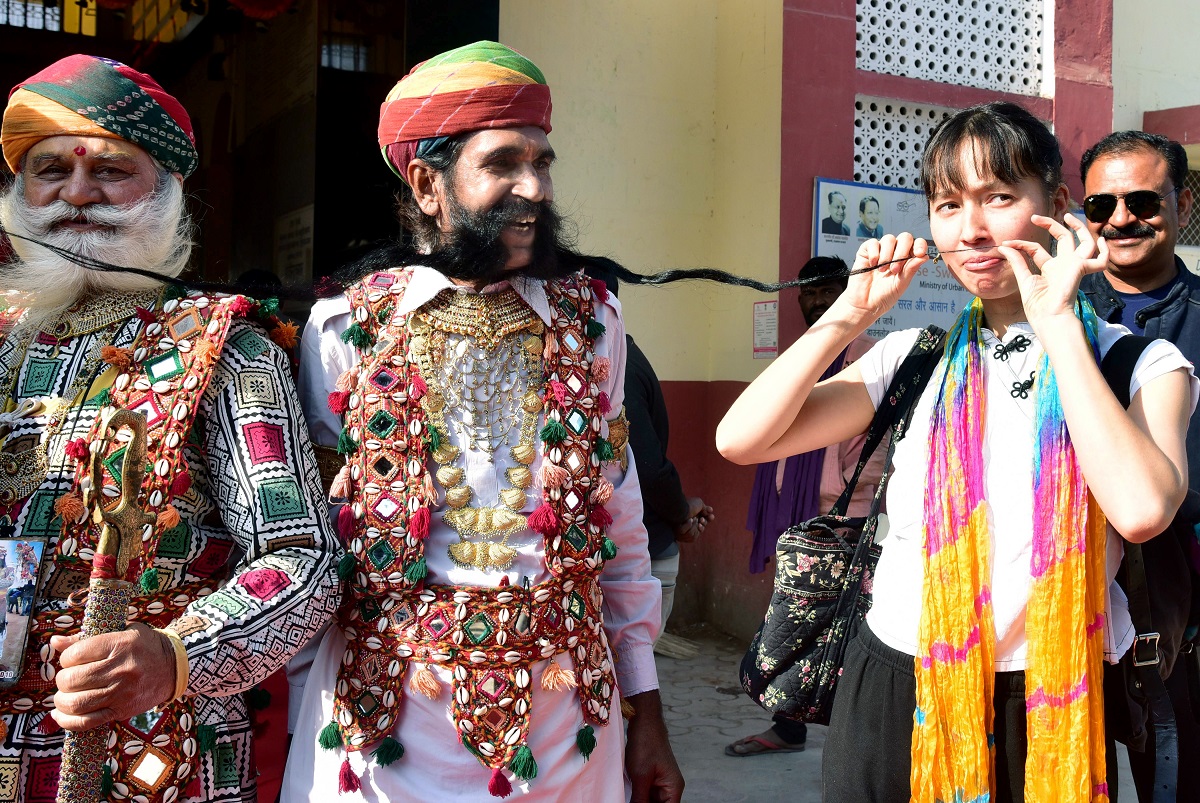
[284,42,683,801]
[0,56,338,801]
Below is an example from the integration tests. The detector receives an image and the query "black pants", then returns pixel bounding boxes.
[822,624,1120,803]
[1126,655,1200,802]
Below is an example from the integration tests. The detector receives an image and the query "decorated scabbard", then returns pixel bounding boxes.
[57,410,153,803]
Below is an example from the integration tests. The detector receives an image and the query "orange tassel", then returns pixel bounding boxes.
[157,504,181,530]
[330,465,351,499]
[591,477,614,506]
[100,346,134,369]
[621,699,636,719]
[537,463,569,490]
[410,666,442,699]
[335,370,357,391]
[592,357,611,383]
[53,490,86,522]
[269,321,299,350]
[540,658,576,691]
[542,334,558,363]
[194,339,219,364]
[423,471,438,505]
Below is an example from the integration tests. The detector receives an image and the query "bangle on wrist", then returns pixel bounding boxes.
[155,628,189,708]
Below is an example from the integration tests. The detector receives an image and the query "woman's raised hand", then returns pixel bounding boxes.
[998,213,1109,323]
[840,233,929,323]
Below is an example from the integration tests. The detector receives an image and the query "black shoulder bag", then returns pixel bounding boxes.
[740,325,945,724]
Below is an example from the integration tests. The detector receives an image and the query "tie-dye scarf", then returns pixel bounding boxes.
[911,296,1109,802]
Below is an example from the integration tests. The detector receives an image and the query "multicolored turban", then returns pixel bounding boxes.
[2,54,197,178]
[378,40,551,180]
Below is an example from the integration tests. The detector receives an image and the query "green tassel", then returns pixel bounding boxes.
[404,556,427,583]
[337,428,359,456]
[318,720,343,750]
[257,297,280,318]
[372,736,404,766]
[340,322,373,349]
[585,319,606,339]
[427,423,442,452]
[595,438,615,461]
[163,284,186,301]
[509,743,538,781]
[100,764,114,796]
[337,553,356,581]
[138,567,159,593]
[86,387,111,408]
[575,725,596,760]
[198,724,218,754]
[377,305,394,324]
[246,685,271,710]
[601,538,618,561]
[539,420,568,444]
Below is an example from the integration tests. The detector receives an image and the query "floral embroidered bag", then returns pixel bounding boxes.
[739,325,944,724]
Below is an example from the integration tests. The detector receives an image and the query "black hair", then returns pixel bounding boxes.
[827,190,846,204]
[394,135,470,248]
[920,102,1063,200]
[1080,130,1188,191]
[580,255,621,298]
[797,256,849,289]
[858,196,879,214]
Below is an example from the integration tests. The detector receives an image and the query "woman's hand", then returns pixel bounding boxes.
[998,213,1109,325]
[838,233,929,323]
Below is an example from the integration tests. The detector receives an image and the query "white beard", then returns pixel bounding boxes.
[0,172,194,330]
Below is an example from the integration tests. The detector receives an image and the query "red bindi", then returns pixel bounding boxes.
[74,146,86,155]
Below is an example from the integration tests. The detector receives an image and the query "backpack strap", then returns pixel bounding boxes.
[829,324,946,518]
[1100,334,1179,797]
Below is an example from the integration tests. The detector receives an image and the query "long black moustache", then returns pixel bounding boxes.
[2,226,961,300]
[1100,223,1155,240]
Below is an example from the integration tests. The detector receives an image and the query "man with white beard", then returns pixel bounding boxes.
[0,55,338,802]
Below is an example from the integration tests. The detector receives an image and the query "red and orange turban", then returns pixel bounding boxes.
[378,41,551,180]
[2,54,197,177]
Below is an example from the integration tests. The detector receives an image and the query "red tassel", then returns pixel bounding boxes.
[135,306,158,324]
[409,373,427,401]
[410,507,430,540]
[590,506,613,528]
[229,297,256,318]
[499,575,510,587]
[338,758,361,793]
[548,380,570,405]
[589,277,609,303]
[488,767,513,798]
[184,776,202,798]
[171,472,192,497]
[597,392,612,416]
[527,502,560,537]
[37,714,61,735]
[64,438,90,462]
[337,505,356,542]
[328,391,352,415]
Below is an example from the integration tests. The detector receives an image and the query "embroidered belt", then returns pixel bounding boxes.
[333,577,616,773]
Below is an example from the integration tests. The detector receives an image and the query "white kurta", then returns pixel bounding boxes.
[281,269,661,801]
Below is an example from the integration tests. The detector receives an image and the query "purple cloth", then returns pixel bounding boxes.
[746,348,849,574]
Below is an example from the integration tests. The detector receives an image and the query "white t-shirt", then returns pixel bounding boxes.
[860,320,1199,670]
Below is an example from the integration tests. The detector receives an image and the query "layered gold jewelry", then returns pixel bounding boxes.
[408,288,547,571]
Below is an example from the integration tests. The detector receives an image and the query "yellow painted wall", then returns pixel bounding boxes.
[500,0,782,382]
[1112,1,1200,130]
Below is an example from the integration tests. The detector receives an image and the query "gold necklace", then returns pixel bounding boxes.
[408,288,547,571]
[0,292,153,506]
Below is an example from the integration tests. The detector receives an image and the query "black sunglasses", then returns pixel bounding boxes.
[1083,187,1179,223]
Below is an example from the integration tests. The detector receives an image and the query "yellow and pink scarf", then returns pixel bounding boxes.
[912,297,1109,802]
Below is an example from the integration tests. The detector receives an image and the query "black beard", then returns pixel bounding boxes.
[423,195,575,285]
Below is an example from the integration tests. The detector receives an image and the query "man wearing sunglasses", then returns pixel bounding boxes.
[1079,131,1200,802]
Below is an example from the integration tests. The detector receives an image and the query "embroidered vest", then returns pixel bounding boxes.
[0,290,268,803]
[322,269,620,795]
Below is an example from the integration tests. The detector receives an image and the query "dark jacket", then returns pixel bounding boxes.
[1081,256,1200,492]
[624,335,690,559]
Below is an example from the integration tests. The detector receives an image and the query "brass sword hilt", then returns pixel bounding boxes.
[90,408,155,576]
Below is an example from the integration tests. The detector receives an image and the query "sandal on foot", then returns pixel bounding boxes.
[724,735,806,757]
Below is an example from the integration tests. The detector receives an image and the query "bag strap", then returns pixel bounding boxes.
[829,324,947,517]
[1101,334,1178,796]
